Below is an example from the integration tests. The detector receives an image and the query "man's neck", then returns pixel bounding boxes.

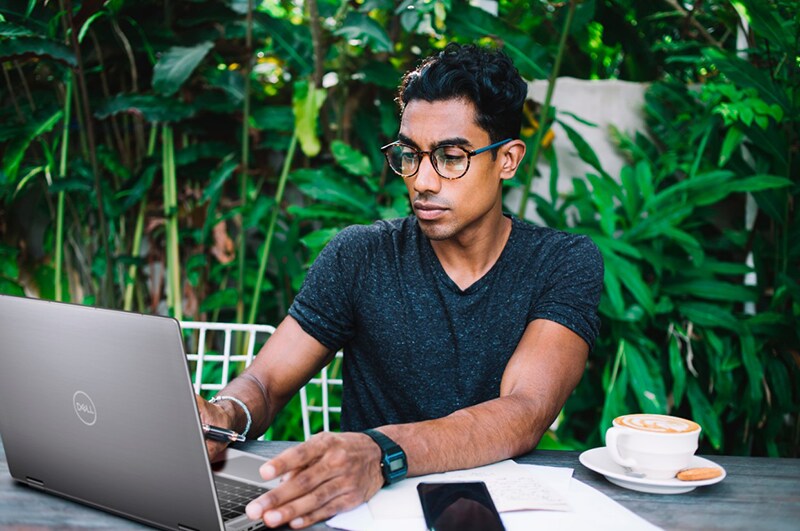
[429,211,513,291]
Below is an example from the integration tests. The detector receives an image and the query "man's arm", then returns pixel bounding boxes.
[197,315,334,458]
[244,318,588,529]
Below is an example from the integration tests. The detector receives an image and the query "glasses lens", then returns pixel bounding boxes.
[432,146,469,179]
[385,145,419,176]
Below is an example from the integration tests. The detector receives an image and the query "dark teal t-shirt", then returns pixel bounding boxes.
[288,215,603,431]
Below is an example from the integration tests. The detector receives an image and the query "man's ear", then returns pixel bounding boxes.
[499,140,527,181]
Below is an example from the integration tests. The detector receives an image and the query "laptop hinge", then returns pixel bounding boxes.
[178,525,201,531]
[26,476,45,490]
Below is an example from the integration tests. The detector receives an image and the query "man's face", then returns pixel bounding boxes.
[398,98,509,242]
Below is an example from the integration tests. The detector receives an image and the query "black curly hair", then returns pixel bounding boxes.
[398,43,528,145]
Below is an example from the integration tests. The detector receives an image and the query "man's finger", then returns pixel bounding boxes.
[259,435,329,480]
[248,477,348,529]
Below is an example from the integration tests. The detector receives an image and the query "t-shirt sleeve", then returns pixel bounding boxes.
[288,226,367,351]
[529,233,603,350]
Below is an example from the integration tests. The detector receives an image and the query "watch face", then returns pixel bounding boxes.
[389,459,406,472]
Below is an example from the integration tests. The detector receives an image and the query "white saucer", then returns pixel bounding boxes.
[579,446,726,494]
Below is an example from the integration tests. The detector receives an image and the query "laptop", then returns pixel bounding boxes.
[0,294,277,531]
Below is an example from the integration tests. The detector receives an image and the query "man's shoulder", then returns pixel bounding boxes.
[510,216,596,249]
[333,217,415,247]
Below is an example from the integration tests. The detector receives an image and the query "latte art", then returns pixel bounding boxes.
[615,414,700,434]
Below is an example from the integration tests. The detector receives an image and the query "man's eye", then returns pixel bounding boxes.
[436,148,465,164]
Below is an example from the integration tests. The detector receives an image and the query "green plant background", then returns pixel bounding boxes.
[1,0,797,456]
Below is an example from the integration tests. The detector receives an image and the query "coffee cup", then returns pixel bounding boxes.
[605,414,701,479]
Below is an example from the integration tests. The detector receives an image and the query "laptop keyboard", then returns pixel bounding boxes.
[214,476,269,521]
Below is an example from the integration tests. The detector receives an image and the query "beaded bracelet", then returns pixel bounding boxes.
[209,395,252,438]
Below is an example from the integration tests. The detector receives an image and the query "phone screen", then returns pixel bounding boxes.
[417,481,505,531]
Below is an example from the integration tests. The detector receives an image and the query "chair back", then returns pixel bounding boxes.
[179,321,341,441]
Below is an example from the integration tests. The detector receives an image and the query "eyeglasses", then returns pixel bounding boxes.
[380,138,512,180]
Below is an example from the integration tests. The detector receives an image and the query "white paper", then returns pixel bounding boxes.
[366,459,570,519]
[327,466,661,531]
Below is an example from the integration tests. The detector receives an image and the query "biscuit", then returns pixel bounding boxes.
[676,467,723,481]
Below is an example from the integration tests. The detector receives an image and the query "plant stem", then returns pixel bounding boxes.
[608,339,625,394]
[517,0,577,219]
[63,0,115,307]
[162,125,182,320]
[124,126,158,311]
[55,74,74,302]
[236,0,255,327]
[689,126,712,179]
[247,132,298,325]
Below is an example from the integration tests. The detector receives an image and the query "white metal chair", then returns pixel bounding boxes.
[299,350,343,441]
[179,320,341,441]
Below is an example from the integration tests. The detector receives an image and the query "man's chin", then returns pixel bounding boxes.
[417,219,456,241]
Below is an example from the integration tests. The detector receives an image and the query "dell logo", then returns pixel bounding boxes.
[73,391,97,426]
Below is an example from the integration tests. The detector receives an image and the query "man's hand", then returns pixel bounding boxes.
[245,432,385,529]
[195,395,235,460]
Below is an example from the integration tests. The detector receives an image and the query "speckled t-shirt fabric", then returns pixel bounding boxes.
[288,215,603,431]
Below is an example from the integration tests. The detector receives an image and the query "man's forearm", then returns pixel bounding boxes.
[215,369,277,438]
[379,393,552,476]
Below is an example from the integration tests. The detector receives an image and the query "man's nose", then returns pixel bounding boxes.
[413,155,442,194]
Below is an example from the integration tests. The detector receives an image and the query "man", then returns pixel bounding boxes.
[197,43,603,529]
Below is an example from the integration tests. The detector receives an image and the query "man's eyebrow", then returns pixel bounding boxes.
[396,134,472,149]
[397,133,418,147]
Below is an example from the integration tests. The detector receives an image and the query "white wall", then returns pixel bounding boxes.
[506,77,650,222]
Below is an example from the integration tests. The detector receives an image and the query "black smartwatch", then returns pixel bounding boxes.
[363,429,408,486]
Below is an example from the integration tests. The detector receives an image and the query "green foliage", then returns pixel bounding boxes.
[547,0,799,457]
[1,0,797,450]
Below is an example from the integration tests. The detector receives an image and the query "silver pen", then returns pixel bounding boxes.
[202,423,246,443]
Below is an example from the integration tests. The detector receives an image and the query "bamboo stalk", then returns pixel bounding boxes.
[63,0,115,307]
[517,0,577,219]
[247,132,298,325]
[123,127,158,311]
[236,0,255,327]
[55,75,74,302]
[162,125,182,320]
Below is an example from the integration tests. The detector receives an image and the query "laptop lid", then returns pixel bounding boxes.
[0,295,266,531]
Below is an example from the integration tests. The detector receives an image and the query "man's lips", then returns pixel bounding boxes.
[413,201,448,221]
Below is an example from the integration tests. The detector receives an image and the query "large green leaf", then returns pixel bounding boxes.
[334,12,392,53]
[766,357,792,410]
[735,0,794,51]
[199,288,239,312]
[686,379,723,450]
[293,80,327,158]
[724,174,792,194]
[331,141,373,177]
[250,106,294,132]
[559,119,610,179]
[647,170,735,210]
[0,22,35,37]
[703,48,790,111]
[152,41,214,97]
[678,301,740,332]
[202,157,238,202]
[624,342,668,414]
[668,334,686,408]
[290,168,376,219]
[2,109,63,181]
[447,5,549,79]
[602,251,656,315]
[739,332,764,406]
[600,265,625,318]
[0,37,76,66]
[664,279,758,302]
[95,93,195,123]
[600,342,630,442]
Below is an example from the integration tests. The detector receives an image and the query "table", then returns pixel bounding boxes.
[2,439,798,530]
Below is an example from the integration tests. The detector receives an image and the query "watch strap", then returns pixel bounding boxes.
[363,429,408,486]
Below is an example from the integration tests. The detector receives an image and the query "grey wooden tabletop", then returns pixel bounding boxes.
[1,439,798,530]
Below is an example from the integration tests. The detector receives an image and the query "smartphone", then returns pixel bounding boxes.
[417,481,505,531]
